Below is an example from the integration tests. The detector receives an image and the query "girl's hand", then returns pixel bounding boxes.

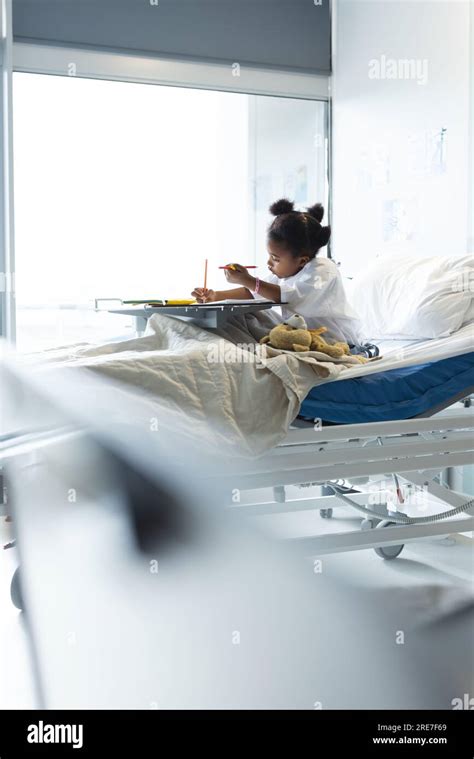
[192,287,216,303]
[223,264,251,286]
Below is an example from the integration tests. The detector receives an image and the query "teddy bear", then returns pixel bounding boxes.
[259,314,312,352]
[308,326,350,358]
[260,315,368,362]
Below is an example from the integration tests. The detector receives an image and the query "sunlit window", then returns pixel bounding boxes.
[13,73,327,351]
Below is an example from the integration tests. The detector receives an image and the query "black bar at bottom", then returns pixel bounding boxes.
[0,709,472,756]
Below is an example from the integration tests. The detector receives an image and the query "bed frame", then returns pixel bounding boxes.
[206,406,474,559]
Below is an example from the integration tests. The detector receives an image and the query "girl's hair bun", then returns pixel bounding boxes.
[306,203,324,223]
[318,225,331,248]
[268,198,330,257]
[269,198,295,216]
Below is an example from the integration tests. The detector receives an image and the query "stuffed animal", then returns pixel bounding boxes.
[260,314,312,352]
[260,315,368,362]
[308,326,350,358]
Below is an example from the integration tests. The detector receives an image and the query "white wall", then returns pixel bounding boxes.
[332,0,472,276]
[251,96,327,268]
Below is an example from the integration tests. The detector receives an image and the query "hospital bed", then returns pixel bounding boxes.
[1,324,474,615]
[204,327,474,560]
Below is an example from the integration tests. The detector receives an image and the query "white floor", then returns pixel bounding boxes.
[1,505,472,710]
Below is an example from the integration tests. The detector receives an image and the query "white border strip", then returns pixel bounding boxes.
[13,42,330,101]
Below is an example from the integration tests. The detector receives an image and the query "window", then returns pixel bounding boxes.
[13,73,327,351]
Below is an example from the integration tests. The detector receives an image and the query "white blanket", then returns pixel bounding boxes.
[15,313,364,457]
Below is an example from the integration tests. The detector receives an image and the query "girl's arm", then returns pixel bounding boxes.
[211,280,282,302]
[193,266,282,303]
[192,286,251,302]
[212,287,254,300]
[244,276,281,303]
[223,266,281,302]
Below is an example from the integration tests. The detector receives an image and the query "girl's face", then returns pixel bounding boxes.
[267,239,310,279]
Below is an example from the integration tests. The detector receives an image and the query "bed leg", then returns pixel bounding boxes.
[319,485,336,518]
[273,486,286,503]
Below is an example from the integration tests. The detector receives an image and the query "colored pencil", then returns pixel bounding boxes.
[219,265,258,270]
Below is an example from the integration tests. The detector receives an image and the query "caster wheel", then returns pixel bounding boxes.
[374,520,404,560]
[361,518,377,530]
[10,566,24,610]
[320,508,333,519]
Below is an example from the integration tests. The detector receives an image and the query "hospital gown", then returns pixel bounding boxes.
[254,256,363,344]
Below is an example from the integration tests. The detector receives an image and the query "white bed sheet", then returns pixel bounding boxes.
[331,323,474,384]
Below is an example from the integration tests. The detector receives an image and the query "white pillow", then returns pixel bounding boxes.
[462,298,474,326]
[351,254,473,340]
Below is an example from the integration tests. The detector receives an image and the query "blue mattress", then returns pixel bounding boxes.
[299,351,474,424]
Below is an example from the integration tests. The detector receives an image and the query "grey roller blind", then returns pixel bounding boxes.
[12,0,331,74]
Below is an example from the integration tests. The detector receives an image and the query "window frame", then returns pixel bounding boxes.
[1,0,15,343]
[13,42,330,101]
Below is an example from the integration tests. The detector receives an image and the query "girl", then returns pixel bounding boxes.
[192,198,362,345]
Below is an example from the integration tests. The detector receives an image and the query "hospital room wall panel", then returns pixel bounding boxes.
[331,0,472,277]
